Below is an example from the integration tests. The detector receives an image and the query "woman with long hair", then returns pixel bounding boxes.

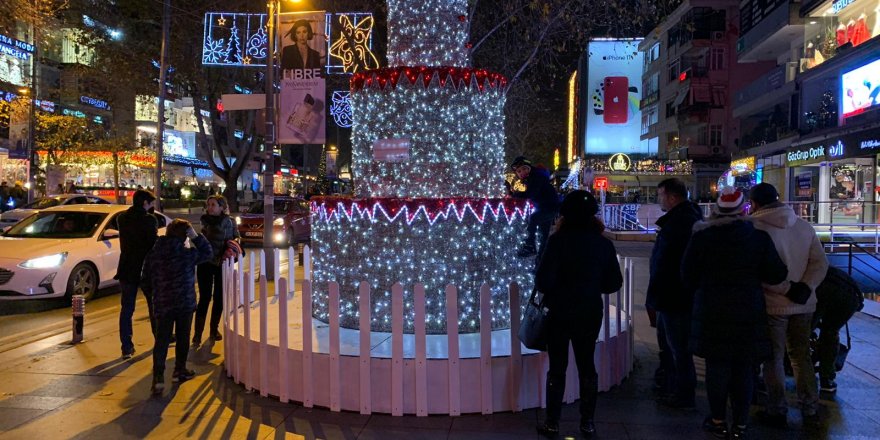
[192,195,240,347]
[535,190,623,438]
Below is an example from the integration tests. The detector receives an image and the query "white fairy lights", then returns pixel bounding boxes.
[311,0,531,334]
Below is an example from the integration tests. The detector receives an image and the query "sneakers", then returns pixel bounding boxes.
[755,410,787,428]
[172,369,196,383]
[820,378,837,393]
[536,420,559,437]
[702,416,728,439]
[122,349,136,360]
[579,419,596,437]
[151,374,165,396]
[730,424,747,439]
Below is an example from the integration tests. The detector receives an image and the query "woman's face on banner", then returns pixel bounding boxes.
[295,25,310,44]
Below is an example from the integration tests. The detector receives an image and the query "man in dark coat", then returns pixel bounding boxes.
[682,189,787,438]
[509,156,560,258]
[646,177,703,407]
[116,189,158,359]
[813,266,864,393]
[142,219,213,395]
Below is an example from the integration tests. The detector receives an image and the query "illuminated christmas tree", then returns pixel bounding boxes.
[310,0,532,333]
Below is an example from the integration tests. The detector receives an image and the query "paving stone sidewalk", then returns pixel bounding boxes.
[0,243,879,439]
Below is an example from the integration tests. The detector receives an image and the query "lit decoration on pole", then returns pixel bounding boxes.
[202,13,268,66]
[328,14,379,74]
[329,91,353,127]
[567,71,577,163]
[311,0,531,334]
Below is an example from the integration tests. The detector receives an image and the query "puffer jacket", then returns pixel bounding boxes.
[201,214,240,265]
[682,217,787,361]
[115,205,158,283]
[750,202,828,315]
[141,234,213,318]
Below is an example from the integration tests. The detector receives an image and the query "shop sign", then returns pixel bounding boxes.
[80,95,109,110]
[0,33,34,60]
[861,138,880,150]
[796,172,812,197]
[608,153,632,172]
[731,156,755,170]
[832,0,856,14]
[787,146,827,164]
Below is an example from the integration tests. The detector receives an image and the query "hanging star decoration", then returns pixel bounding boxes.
[329,14,379,74]
[243,56,251,65]
[217,15,227,26]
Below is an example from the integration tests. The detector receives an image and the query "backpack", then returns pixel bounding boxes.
[816,266,865,313]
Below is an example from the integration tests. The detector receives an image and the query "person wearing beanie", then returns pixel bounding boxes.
[748,183,828,427]
[509,156,560,258]
[535,190,622,438]
[646,178,703,408]
[682,187,788,439]
[141,219,213,395]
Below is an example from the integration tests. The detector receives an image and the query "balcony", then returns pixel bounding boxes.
[737,0,803,62]
[733,63,797,118]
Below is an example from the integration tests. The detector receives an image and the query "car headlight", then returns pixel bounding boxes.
[235,216,242,225]
[274,232,285,242]
[273,218,284,226]
[19,252,68,269]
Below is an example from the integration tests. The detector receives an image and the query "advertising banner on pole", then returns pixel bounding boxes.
[278,10,326,145]
[584,39,650,155]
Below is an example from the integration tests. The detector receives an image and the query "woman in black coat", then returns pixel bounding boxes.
[682,189,787,439]
[535,190,623,438]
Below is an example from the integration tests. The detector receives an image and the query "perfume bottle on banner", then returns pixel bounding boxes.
[286,93,317,140]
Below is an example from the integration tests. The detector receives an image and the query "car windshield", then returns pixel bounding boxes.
[23,197,63,210]
[3,211,107,239]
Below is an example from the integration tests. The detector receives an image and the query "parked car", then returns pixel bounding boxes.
[0,205,170,301]
[0,194,112,226]
[236,196,311,247]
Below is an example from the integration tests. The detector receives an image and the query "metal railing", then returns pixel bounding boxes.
[824,241,880,298]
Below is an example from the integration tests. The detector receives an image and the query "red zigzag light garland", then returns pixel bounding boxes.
[350,66,508,93]
[310,197,532,225]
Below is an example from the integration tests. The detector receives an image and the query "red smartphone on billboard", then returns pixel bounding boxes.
[603,76,628,124]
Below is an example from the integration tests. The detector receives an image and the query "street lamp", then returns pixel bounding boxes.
[17,87,36,203]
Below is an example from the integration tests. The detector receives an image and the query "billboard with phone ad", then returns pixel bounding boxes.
[584,39,650,155]
[278,10,326,145]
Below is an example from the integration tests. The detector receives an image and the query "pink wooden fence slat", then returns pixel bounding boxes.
[446,284,461,416]
[414,283,428,417]
[358,282,372,415]
[391,283,404,416]
[278,277,290,403]
[259,275,269,397]
[301,279,314,408]
[480,283,493,415]
[328,281,341,411]
[508,282,522,412]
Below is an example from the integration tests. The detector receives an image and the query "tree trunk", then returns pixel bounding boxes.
[223,176,240,213]
[112,150,122,203]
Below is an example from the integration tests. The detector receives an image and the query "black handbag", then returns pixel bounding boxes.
[518,288,549,351]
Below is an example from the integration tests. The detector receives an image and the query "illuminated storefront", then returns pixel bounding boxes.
[802,0,880,71]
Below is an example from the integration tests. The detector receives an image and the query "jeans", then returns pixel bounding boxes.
[706,357,754,426]
[764,313,818,415]
[656,310,696,403]
[193,263,223,342]
[813,306,856,381]
[544,311,603,423]
[656,314,674,393]
[119,281,155,355]
[526,210,557,256]
[153,309,194,377]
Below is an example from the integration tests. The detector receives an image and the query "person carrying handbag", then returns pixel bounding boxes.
[193,195,240,347]
[534,190,623,438]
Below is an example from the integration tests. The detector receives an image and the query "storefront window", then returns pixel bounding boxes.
[802,0,880,71]
[829,163,870,223]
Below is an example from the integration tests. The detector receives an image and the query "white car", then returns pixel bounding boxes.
[0,205,170,301]
[0,194,113,225]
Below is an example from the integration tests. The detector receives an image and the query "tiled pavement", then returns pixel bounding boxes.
[0,242,879,439]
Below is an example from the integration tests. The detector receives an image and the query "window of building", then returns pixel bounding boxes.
[644,42,660,69]
[709,124,723,146]
[665,100,677,118]
[710,48,725,70]
[668,59,680,82]
[641,106,659,135]
[801,1,880,71]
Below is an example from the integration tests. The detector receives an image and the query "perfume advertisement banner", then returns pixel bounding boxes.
[278,10,326,145]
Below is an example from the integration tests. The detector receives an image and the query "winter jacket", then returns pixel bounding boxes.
[750,202,829,315]
[201,214,240,265]
[141,234,213,318]
[816,266,864,317]
[536,224,623,322]
[115,205,158,283]
[646,201,703,313]
[682,217,787,361]
[512,166,560,214]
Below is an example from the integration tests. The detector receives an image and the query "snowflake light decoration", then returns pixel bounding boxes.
[202,38,228,64]
[329,14,379,74]
[330,91,353,127]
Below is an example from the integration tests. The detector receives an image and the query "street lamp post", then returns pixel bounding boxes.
[263,0,279,277]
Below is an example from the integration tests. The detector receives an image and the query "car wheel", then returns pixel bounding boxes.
[67,263,97,302]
